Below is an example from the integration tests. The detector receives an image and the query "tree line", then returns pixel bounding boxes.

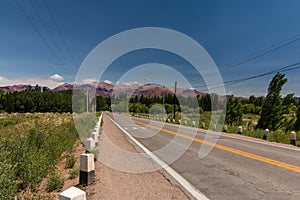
[226,72,300,132]
[0,86,113,114]
[1,72,299,132]
[0,86,73,113]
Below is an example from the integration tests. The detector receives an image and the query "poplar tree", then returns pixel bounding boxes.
[257,72,287,130]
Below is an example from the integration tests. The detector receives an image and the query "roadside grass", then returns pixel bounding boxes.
[0,113,79,199]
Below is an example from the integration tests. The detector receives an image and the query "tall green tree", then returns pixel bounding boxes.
[294,105,300,131]
[225,95,243,125]
[199,94,211,111]
[257,72,287,130]
[0,90,5,111]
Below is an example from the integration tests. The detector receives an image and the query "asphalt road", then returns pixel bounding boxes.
[107,113,300,200]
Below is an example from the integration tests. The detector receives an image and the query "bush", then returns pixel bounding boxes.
[69,167,79,179]
[46,172,64,192]
[65,155,76,169]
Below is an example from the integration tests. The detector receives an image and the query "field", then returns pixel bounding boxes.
[0,113,79,199]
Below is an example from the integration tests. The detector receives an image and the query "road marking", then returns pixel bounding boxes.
[132,127,138,130]
[107,114,209,200]
[146,117,300,152]
[132,119,300,174]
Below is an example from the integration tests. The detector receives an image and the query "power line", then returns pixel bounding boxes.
[189,32,300,85]
[194,62,300,91]
[14,0,64,64]
[43,0,79,69]
[220,34,300,73]
[27,0,76,75]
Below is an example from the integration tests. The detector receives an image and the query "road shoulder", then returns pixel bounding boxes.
[85,114,189,200]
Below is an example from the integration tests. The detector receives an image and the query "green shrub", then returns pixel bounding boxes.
[46,172,64,192]
[244,129,264,138]
[65,155,76,169]
[69,167,79,179]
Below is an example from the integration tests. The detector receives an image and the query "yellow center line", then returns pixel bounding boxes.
[131,119,300,174]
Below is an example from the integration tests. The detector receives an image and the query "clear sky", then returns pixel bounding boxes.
[1,0,300,97]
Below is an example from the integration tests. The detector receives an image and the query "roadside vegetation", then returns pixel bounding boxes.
[111,73,300,146]
[0,86,101,198]
[0,72,298,199]
[0,113,78,199]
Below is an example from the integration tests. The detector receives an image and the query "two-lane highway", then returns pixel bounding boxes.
[108,113,300,200]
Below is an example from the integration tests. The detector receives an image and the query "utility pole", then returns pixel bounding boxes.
[86,88,89,113]
[162,85,165,121]
[94,96,97,113]
[173,81,177,119]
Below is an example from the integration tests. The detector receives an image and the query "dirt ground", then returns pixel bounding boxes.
[18,140,86,200]
[85,114,189,200]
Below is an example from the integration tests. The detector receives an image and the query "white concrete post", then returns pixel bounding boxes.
[94,125,99,134]
[184,120,187,126]
[86,137,95,151]
[178,119,181,124]
[172,119,175,123]
[263,129,269,140]
[223,125,228,132]
[202,122,205,128]
[213,124,217,131]
[91,132,99,147]
[238,126,243,135]
[192,121,196,127]
[59,187,86,200]
[80,154,95,185]
[290,131,297,146]
[167,119,170,123]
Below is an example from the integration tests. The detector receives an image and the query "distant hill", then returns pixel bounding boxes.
[0,84,47,93]
[0,82,207,97]
[0,82,250,100]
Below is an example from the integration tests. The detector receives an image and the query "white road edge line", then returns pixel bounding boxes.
[107,114,209,200]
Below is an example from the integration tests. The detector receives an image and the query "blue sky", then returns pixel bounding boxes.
[1,0,300,96]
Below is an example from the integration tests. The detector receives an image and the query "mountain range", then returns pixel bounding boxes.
[0,82,207,98]
[3,82,300,102]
